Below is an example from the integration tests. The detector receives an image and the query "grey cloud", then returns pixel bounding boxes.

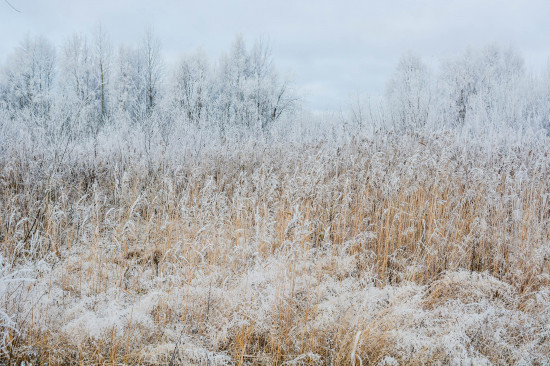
[1,0,549,111]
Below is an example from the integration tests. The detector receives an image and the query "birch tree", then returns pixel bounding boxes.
[386,51,430,130]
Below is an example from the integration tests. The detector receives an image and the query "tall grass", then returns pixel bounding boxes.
[1,128,549,364]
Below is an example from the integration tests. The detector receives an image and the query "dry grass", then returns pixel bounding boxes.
[1,131,550,364]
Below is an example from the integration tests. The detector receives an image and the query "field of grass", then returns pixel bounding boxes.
[1,130,550,364]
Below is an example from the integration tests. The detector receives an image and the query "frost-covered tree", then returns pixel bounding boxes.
[1,35,56,124]
[249,39,296,131]
[171,50,211,126]
[58,29,112,137]
[111,28,163,130]
[385,51,430,131]
[142,27,163,117]
[112,44,142,124]
[437,45,524,129]
[94,25,112,127]
[214,36,296,133]
[215,35,250,131]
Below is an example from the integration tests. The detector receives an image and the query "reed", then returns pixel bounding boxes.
[1,131,549,364]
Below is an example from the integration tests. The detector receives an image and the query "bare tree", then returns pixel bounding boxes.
[94,24,112,127]
[142,27,163,117]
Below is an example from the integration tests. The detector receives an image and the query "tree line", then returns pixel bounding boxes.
[0,27,298,144]
[1,28,549,147]
[383,46,550,133]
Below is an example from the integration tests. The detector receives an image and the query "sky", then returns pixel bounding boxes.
[1,0,549,111]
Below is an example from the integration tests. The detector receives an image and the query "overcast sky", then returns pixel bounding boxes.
[1,0,549,111]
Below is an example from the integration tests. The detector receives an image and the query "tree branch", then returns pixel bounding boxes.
[4,0,21,13]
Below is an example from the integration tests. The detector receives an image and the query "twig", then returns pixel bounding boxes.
[168,326,185,366]
[4,0,21,13]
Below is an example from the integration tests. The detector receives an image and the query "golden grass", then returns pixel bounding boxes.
[1,132,549,364]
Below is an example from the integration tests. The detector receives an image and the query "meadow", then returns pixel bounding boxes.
[2,124,549,365]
